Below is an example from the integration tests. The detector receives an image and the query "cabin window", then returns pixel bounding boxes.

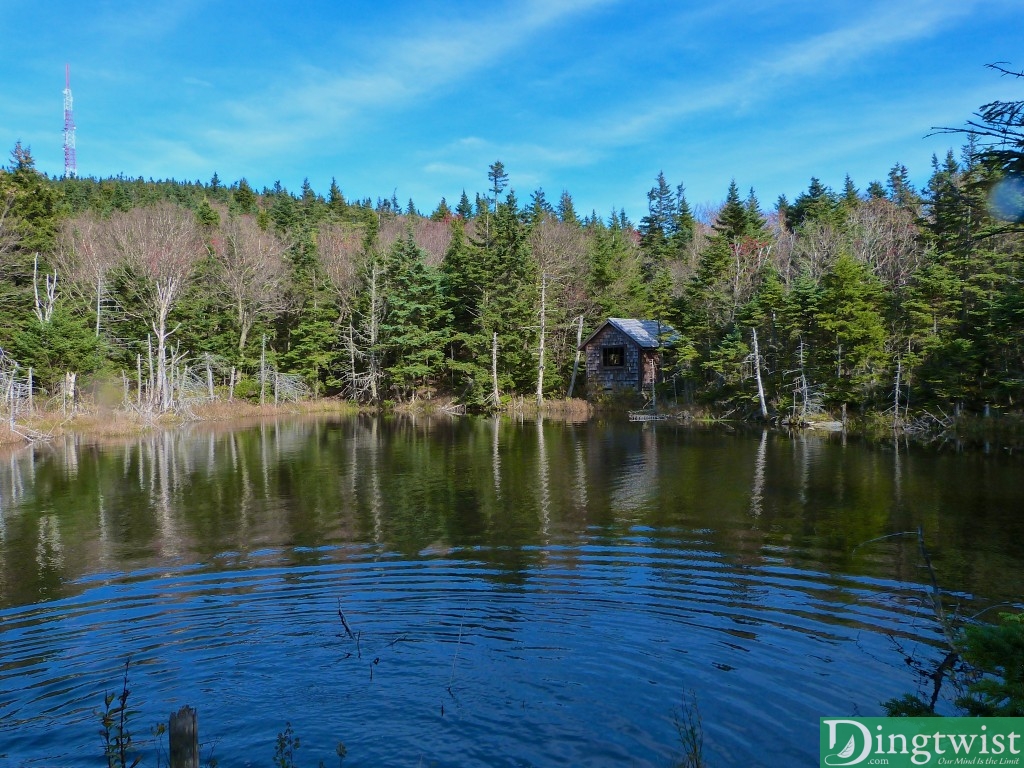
[602,345,625,368]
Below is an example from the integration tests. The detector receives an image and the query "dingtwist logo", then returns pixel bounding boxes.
[822,719,873,766]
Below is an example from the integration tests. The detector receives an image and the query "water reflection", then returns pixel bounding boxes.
[0,419,1023,611]
[750,429,767,519]
[0,418,1022,766]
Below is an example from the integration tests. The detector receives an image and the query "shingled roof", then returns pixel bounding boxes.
[580,318,677,350]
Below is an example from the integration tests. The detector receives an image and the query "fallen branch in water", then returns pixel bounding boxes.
[337,598,355,640]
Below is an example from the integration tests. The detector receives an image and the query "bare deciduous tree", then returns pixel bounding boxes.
[110,203,205,410]
[212,213,289,353]
[529,218,593,391]
[53,213,122,336]
[376,216,405,257]
[410,217,452,267]
[849,198,922,287]
[792,220,846,284]
[317,222,366,316]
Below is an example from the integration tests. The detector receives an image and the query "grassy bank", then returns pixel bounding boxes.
[0,398,362,448]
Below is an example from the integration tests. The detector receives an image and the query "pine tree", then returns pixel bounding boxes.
[430,198,453,221]
[815,253,888,408]
[671,182,696,251]
[866,181,887,199]
[379,232,452,398]
[713,180,750,241]
[886,163,922,212]
[456,190,473,219]
[328,177,346,212]
[487,161,509,211]
[787,177,841,231]
[233,178,259,215]
[526,188,555,225]
[841,175,860,208]
[557,190,580,227]
[587,219,647,319]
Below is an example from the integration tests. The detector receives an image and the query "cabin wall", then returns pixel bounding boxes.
[584,326,642,391]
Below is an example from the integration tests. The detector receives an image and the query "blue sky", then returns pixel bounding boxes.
[1,0,1019,221]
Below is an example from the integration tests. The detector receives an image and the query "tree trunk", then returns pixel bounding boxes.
[536,274,546,409]
[567,315,584,398]
[751,328,768,420]
[491,331,500,410]
[95,275,103,337]
[260,334,267,406]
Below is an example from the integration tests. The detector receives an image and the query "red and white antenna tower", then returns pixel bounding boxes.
[63,64,77,178]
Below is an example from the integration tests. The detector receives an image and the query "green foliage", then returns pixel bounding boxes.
[98,661,141,768]
[787,177,842,231]
[0,105,1018,418]
[884,612,1024,718]
[815,253,888,406]
[379,232,452,398]
[8,304,106,392]
[4,143,61,254]
[273,723,300,768]
[956,613,1024,716]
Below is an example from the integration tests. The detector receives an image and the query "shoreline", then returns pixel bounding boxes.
[2,398,1021,454]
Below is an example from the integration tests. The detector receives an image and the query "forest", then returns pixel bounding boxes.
[0,71,1022,423]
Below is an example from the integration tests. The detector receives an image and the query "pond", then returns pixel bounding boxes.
[0,416,1022,766]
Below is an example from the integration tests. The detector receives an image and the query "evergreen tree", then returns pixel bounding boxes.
[4,143,61,255]
[526,188,555,225]
[443,193,539,403]
[866,180,887,199]
[557,190,580,227]
[430,198,453,221]
[841,175,860,208]
[744,187,767,236]
[487,161,509,211]
[886,163,922,211]
[456,190,473,219]
[233,178,258,215]
[379,232,452,398]
[713,180,750,241]
[679,234,734,375]
[671,182,696,250]
[815,253,888,408]
[587,219,647,319]
[195,198,220,228]
[787,177,841,231]
[8,303,105,394]
[328,178,346,213]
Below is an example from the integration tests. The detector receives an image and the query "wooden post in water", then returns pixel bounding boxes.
[169,706,199,768]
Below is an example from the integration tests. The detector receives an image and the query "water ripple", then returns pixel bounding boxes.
[0,538,953,767]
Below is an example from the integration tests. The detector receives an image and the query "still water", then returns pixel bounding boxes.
[0,416,1022,766]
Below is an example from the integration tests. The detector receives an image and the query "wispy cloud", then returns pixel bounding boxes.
[204,0,621,159]
[576,0,982,150]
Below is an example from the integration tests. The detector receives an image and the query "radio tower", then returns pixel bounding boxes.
[63,64,77,178]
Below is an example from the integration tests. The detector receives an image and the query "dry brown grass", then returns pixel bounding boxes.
[500,397,594,422]
[190,398,360,421]
[0,398,362,447]
[540,398,593,420]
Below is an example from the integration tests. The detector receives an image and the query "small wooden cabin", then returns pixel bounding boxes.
[580,318,676,395]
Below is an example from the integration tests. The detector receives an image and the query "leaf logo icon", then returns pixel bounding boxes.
[822,719,872,766]
[837,735,856,759]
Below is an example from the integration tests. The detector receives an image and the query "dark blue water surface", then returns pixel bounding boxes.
[1,416,1021,766]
